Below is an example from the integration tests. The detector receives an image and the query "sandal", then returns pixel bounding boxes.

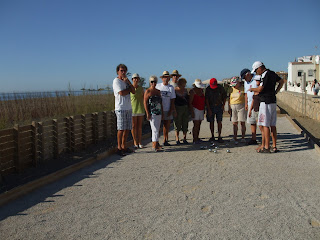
[259,148,271,153]
[272,147,279,153]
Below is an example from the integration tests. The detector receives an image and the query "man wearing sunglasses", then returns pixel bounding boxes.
[113,64,136,156]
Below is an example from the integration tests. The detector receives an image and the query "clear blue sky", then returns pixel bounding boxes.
[1,0,319,92]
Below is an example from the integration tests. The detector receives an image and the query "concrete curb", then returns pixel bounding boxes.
[0,132,152,207]
[284,114,320,155]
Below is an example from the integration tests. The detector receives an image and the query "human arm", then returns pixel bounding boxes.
[248,98,254,118]
[143,89,151,120]
[118,77,135,96]
[189,89,195,118]
[275,79,284,94]
[245,93,248,110]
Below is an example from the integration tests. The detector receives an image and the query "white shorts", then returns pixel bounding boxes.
[258,102,277,127]
[247,110,258,124]
[192,107,204,121]
[231,104,247,122]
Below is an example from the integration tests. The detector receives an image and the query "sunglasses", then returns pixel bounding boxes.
[150,81,157,84]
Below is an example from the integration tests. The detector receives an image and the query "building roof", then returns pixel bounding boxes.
[291,62,313,65]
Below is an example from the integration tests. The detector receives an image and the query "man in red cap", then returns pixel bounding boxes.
[205,78,227,143]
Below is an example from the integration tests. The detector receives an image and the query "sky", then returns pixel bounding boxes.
[1,0,319,92]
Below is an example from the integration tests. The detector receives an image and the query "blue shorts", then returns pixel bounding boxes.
[206,105,223,122]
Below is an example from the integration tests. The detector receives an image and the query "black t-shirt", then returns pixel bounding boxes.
[260,70,281,104]
[205,85,227,107]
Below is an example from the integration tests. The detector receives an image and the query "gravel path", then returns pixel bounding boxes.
[1,116,320,240]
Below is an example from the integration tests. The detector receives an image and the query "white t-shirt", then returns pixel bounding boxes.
[156,83,176,111]
[244,74,261,107]
[113,77,132,111]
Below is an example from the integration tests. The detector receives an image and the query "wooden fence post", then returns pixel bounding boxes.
[69,116,75,152]
[53,119,59,158]
[92,113,97,144]
[37,122,44,162]
[103,111,108,140]
[81,114,87,149]
[13,124,22,172]
[31,121,38,166]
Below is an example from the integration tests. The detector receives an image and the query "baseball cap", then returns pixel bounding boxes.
[230,76,240,87]
[240,68,251,79]
[210,78,218,89]
[132,73,140,78]
[251,61,263,74]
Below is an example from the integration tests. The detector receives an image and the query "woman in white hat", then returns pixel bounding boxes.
[228,76,246,144]
[130,73,145,149]
[189,79,206,144]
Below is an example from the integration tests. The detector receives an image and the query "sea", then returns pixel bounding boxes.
[0,90,113,101]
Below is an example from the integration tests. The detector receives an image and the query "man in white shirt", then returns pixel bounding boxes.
[241,68,260,145]
[156,71,176,146]
[113,64,135,156]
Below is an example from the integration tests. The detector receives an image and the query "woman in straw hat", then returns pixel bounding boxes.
[174,78,189,144]
[144,76,163,152]
[170,69,182,88]
[130,73,145,149]
[189,79,206,144]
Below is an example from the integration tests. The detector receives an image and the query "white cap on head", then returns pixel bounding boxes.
[251,61,263,74]
[132,73,140,78]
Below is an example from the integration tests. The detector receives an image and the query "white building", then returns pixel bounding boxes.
[287,55,320,94]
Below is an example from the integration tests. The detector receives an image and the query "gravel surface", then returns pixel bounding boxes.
[1,116,320,239]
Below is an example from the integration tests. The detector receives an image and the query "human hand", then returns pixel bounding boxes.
[248,110,252,118]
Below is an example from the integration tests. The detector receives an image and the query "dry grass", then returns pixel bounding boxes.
[0,92,115,130]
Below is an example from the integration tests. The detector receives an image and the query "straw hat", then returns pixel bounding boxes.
[193,79,205,88]
[160,71,171,78]
[171,69,182,77]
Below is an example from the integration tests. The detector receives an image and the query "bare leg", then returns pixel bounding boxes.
[256,125,264,151]
[217,121,222,138]
[210,121,215,139]
[263,126,270,149]
[251,124,257,140]
[137,116,144,145]
[241,121,246,139]
[175,131,180,141]
[163,120,170,143]
[233,122,238,140]
[270,126,277,148]
[117,130,124,150]
[121,130,129,150]
[131,116,138,146]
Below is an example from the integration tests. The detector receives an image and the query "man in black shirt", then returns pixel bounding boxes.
[205,78,227,143]
[249,61,284,153]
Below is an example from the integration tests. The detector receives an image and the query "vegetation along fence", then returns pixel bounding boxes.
[0,111,117,176]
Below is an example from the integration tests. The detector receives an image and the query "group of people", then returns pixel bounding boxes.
[113,61,284,155]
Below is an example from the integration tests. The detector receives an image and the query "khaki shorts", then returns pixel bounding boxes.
[162,111,173,120]
[231,104,246,122]
[247,110,258,124]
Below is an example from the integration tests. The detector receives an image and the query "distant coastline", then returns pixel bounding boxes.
[0,90,113,101]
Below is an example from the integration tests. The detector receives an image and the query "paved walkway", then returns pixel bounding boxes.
[1,116,320,239]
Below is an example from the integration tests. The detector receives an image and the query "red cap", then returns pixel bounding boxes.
[210,78,218,89]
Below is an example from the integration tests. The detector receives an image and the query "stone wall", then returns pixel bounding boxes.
[277,91,320,121]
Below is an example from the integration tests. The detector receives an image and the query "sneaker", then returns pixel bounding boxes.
[176,140,181,145]
[230,138,238,145]
[133,145,139,149]
[183,139,189,144]
[240,138,246,143]
[138,144,143,149]
[217,137,224,143]
[209,137,215,142]
[163,141,171,146]
[247,139,258,145]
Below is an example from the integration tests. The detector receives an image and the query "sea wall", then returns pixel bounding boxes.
[277,91,320,121]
